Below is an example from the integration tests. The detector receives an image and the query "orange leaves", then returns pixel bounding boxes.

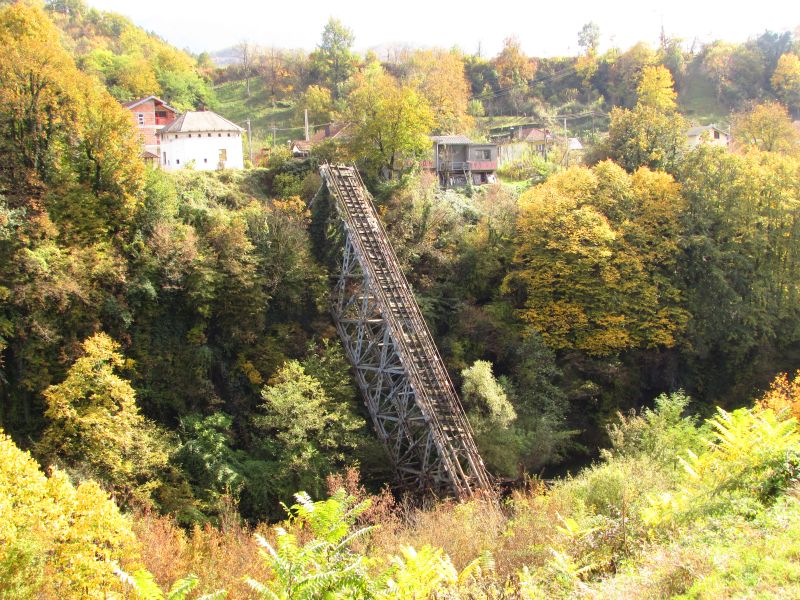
[757,371,800,421]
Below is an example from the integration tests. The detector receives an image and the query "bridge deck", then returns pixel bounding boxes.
[321,164,492,498]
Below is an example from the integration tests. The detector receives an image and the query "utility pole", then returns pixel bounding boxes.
[564,117,569,167]
[304,108,310,142]
[272,124,276,147]
[246,118,253,164]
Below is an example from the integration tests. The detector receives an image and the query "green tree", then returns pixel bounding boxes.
[254,360,364,499]
[344,69,434,178]
[311,17,356,99]
[461,360,516,431]
[36,333,170,507]
[578,22,600,55]
[676,147,800,400]
[300,84,335,124]
[604,104,687,173]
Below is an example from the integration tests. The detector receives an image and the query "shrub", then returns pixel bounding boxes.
[644,406,799,526]
[0,430,140,597]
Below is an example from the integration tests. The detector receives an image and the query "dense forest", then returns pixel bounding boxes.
[2,0,800,597]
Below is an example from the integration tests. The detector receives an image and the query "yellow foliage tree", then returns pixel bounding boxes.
[344,69,434,178]
[636,65,677,112]
[0,430,140,597]
[408,49,473,134]
[0,3,144,240]
[771,53,800,111]
[757,371,800,421]
[37,333,170,508]
[0,2,78,201]
[503,162,687,355]
[732,101,800,154]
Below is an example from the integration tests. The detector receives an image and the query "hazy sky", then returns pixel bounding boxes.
[88,0,800,57]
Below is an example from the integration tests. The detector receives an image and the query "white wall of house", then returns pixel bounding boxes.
[160,131,244,171]
[686,129,730,148]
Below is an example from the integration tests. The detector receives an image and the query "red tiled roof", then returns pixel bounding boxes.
[123,95,178,113]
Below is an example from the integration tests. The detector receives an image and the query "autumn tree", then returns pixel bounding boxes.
[637,65,677,112]
[493,37,535,112]
[0,3,143,239]
[503,162,688,356]
[260,46,292,98]
[732,100,799,153]
[757,371,800,421]
[771,53,800,114]
[608,42,657,107]
[0,430,140,596]
[0,2,78,202]
[344,69,434,178]
[408,49,473,134]
[311,17,356,99]
[36,333,171,507]
[604,105,687,173]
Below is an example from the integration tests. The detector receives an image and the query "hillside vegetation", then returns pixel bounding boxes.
[2,1,800,597]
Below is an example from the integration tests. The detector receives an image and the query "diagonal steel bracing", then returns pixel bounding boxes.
[321,164,492,498]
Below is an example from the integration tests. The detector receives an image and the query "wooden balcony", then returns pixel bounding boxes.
[437,160,497,172]
[470,160,497,171]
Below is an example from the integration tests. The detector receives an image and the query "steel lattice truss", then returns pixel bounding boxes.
[321,164,492,499]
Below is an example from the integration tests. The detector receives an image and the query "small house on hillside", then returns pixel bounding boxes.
[289,122,353,158]
[494,126,554,166]
[158,111,244,171]
[123,96,179,159]
[686,125,730,148]
[422,135,497,188]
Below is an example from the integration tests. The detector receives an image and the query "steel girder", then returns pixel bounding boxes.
[332,235,454,491]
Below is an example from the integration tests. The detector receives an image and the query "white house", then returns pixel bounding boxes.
[158,111,244,171]
[686,125,730,148]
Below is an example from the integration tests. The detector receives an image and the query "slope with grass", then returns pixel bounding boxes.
[215,78,304,150]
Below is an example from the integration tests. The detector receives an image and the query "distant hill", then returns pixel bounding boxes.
[209,45,242,67]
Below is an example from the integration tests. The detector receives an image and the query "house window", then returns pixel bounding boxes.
[218,133,222,137]
[219,149,227,162]
[474,149,491,160]
[155,110,167,119]
[714,130,720,139]
[137,113,144,125]
[227,133,231,137]
[163,152,167,164]
[208,133,212,137]
[188,134,192,138]
[176,159,180,165]
[204,158,208,163]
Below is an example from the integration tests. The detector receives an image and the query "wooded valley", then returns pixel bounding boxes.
[2,1,800,597]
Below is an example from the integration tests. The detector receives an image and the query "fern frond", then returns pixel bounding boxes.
[245,577,282,600]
